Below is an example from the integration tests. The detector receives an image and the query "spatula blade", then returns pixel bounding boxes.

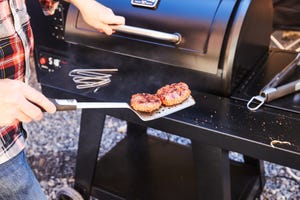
[133,96,196,121]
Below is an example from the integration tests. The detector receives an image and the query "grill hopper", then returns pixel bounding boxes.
[64,0,273,96]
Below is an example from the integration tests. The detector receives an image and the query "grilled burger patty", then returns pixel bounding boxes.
[156,82,191,106]
[130,93,162,113]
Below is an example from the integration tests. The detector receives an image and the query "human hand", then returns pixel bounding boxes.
[0,79,56,126]
[70,0,125,35]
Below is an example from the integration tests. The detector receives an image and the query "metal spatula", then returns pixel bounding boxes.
[48,96,195,121]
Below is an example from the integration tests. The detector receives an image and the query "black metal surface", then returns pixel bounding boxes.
[141,92,300,171]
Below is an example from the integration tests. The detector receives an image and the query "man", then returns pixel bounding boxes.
[0,0,125,199]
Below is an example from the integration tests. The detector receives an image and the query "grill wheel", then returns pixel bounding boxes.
[56,186,84,200]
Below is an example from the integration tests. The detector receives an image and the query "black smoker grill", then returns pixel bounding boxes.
[27,0,300,199]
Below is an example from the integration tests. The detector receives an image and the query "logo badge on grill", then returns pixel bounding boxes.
[131,0,160,9]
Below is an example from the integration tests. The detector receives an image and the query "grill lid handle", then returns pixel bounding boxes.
[114,25,182,45]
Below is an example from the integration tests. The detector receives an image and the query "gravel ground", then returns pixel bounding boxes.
[23,31,300,200]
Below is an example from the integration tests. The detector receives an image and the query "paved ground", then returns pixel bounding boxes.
[23,31,300,200]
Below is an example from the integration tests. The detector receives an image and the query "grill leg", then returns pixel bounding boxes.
[126,123,150,196]
[127,122,148,138]
[244,156,265,193]
[74,110,106,200]
[192,141,231,200]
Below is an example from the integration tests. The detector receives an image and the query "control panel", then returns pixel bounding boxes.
[38,52,67,72]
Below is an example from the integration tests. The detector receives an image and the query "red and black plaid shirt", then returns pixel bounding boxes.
[0,0,59,164]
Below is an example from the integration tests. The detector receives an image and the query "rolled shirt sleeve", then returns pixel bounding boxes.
[38,0,60,15]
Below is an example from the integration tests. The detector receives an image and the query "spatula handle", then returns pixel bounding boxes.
[33,98,78,111]
[51,99,78,111]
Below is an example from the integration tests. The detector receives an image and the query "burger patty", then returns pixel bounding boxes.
[130,93,162,113]
[156,82,191,106]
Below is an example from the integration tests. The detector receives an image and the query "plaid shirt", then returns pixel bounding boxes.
[0,0,59,164]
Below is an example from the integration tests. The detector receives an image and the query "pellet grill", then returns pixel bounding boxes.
[26,0,300,199]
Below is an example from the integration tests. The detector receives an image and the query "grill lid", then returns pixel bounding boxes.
[75,0,224,53]
[65,0,237,74]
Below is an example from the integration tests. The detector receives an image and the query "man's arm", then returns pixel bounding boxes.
[38,0,125,35]
[68,0,125,35]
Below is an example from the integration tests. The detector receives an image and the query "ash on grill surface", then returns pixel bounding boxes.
[24,31,300,200]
